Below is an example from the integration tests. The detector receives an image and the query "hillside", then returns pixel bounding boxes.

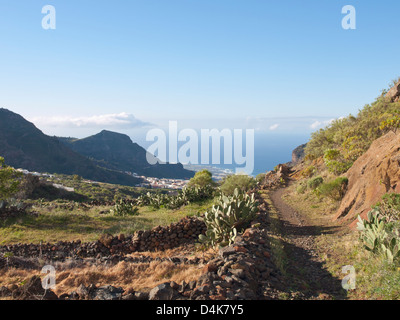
[60,130,194,179]
[335,131,400,227]
[0,109,142,186]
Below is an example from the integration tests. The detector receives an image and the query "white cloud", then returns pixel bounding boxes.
[31,112,151,129]
[269,123,280,131]
[310,118,335,130]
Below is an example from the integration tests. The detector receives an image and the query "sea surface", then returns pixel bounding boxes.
[139,132,310,177]
[202,132,310,176]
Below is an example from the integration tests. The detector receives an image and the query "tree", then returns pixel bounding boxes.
[220,174,256,196]
[187,169,215,188]
[0,157,22,201]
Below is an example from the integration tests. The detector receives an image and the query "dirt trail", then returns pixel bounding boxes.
[269,187,347,300]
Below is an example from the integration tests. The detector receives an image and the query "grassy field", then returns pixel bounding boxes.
[0,199,214,245]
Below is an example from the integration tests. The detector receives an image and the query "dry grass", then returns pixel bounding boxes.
[53,260,204,296]
[0,246,216,297]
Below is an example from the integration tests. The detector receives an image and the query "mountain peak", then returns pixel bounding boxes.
[89,130,133,145]
[0,110,142,186]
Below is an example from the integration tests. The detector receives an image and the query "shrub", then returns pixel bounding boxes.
[187,170,215,188]
[220,174,256,196]
[324,149,341,161]
[323,149,353,175]
[307,176,323,190]
[255,173,266,183]
[199,188,258,248]
[379,115,400,134]
[301,165,316,178]
[317,177,348,201]
[374,193,400,223]
[325,160,353,175]
[0,157,22,201]
[304,80,400,166]
[296,183,307,194]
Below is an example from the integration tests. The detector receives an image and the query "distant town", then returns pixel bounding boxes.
[15,165,234,191]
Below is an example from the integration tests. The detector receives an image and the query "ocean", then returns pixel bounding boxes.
[199,132,310,176]
[138,131,310,177]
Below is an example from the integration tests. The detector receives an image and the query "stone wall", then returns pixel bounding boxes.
[0,216,206,261]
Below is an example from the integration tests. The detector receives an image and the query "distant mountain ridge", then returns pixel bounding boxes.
[59,130,194,179]
[0,109,193,185]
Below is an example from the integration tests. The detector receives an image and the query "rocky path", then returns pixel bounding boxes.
[268,187,347,300]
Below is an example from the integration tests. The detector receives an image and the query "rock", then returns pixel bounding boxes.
[242,228,256,239]
[190,284,210,299]
[291,143,307,164]
[335,131,400,227]
[134,291,149,300]
[92,285,124,300]
[197,272,218,286]
[77,284,91,299]
[149,283,175,300]
[229,268,245,278]
[118,234,125,241]
[261,164,292,188]
[263,251,271,258]
[170,281,179,290]
[219,246,236,258]
[210,294,226,300]
[178,281,187,293]
[386,80,400,102]
[234,246,247,253]
[202,263,218,274]
[98,234,113,248]
[188,281,197,290]
[122,293,135,300]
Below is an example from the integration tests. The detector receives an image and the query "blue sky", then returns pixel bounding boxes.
[0,0,399,141]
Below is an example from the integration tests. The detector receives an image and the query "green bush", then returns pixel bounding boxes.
[324,149,341,161]
[296,183,307,194]
[199,188,258,248]
[255,173,266,183]
[305,80,400,165]
[187,170,215,188]
[220,174,256,196]
[317,177,348,201]
[307,176,323,190]
[374,193,400,223]
[0,157,22,201]
[301,165,316,178]
[323,149,353,175]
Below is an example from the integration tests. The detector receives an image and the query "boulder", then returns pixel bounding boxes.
[335,131,400,227]
[291,143,307,164]
[386,80,400,102]
[149,283,175,300]
[92,285,124,300]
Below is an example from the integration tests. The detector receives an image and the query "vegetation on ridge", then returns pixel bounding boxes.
[305,78,400,175]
